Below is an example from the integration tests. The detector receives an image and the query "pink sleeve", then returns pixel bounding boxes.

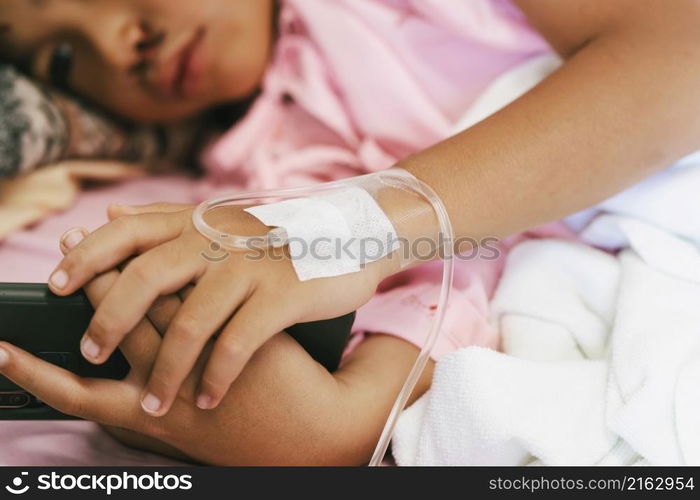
[348,223,579,360]
[350,256,504,360]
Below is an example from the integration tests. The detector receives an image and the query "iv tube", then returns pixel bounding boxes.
[191,169,454,466]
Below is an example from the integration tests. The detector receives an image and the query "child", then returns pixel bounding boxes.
[1,0,698,464]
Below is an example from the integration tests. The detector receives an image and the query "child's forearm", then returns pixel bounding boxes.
[397,0,700,241]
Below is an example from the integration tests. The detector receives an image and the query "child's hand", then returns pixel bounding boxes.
[48,202,394,416]
[0,160,144,240]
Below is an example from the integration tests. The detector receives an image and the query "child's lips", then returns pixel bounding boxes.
[155,27,206,99]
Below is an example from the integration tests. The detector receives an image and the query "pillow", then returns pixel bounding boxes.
[0,65,174,178]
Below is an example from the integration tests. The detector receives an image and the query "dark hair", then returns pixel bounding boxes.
[175,91,257,171]
[205,91,258,131]
[0,23,15,64]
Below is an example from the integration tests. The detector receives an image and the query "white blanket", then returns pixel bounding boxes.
[392,221,700,465]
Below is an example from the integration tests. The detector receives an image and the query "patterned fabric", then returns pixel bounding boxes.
[0,66,171,178]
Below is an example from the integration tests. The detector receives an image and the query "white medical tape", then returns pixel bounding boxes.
[244,186,399,281]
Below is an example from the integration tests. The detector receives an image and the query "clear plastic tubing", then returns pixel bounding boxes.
[192,168,455,466]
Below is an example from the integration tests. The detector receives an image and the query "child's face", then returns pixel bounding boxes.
[0,0,274,123]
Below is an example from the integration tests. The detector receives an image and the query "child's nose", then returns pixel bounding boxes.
[91,19,162,74]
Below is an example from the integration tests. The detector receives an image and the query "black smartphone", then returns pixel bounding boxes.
[0,283,354,420]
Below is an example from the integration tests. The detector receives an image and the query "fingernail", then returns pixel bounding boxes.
[62,229,84,250]
[141,393,162,414]
[81,335,101,360]
[0,348,9,368]
[196,394,213,410]
[49,269,69,290]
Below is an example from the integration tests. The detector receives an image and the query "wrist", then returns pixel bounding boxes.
[373,168,446,274]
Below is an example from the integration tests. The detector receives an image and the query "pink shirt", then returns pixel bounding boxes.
[202,0,549,189]
[200,0,554,357]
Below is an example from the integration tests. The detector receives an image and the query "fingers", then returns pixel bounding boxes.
[64,161,146,182]
[146,295,182,334]
[140,272,250,416]
[108,202,192,220]
[59,227,88,254]
[146,283,194,334]
[57,227,162,372]
[80,239,205,366]
[83,269,162,372]
[48,211,187,296]
[115,256,183,337]
[86,274,162,373]
[0,342,139,427]
[196,296,296,410]
[178,283,196,301]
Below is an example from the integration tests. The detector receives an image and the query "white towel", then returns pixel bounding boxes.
[393,222,700,465]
